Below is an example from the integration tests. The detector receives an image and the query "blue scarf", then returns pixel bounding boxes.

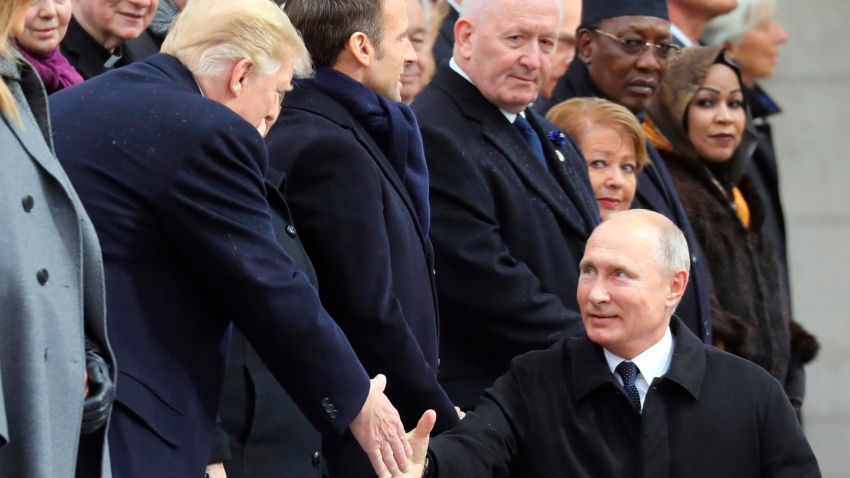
[298,66,430,236]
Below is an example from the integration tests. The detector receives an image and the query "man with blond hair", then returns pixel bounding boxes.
[50,1,412,477]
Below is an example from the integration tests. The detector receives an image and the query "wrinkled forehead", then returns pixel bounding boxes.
[480,0,561,30]
[583,219,658,263]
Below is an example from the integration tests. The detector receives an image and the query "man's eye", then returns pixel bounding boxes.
[621,38,644,51]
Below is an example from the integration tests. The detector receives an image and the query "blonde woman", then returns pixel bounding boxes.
[0,0,115,476]
[547,97,650,219]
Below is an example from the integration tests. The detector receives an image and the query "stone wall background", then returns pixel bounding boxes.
[767,1,850,474]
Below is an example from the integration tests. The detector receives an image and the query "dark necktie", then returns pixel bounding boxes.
[513,114,547,168]
[616,361,642,412]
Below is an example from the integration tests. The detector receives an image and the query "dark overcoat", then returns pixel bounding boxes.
[265,79,458,476]
[214,172,324,478]
[413,64,599,409]
[428,319,821,478]
[50,53,370,478]
[431,8,459,67]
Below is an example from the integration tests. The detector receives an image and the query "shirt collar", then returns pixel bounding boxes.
[670,24,694,47]
[603,327,674,385]
[449,57,519,123]
[447,0,462,13]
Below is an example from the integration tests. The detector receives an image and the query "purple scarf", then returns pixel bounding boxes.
[16,44,83,94]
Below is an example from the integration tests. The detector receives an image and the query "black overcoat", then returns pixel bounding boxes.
[428,319,821,478]
[413,64,599,409]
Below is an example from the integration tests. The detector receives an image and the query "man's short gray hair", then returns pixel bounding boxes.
[461,0,562,25]
[606,210,691,277]
[702,0,777,46]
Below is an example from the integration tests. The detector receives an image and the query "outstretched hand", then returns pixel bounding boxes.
[350,374,413,476]
[380,410,437,478]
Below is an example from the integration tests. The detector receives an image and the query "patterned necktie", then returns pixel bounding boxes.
[616,361,642,412]
[513,115,547,168]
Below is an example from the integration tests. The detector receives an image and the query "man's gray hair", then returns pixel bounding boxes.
[461,0,562,24]
[652,218,691,277]
[702,0,777,46]
[605,210,691,277]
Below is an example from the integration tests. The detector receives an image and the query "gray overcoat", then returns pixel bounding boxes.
[0,51,115,478]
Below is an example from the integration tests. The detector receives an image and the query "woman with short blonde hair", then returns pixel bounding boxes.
[547,97,649,219]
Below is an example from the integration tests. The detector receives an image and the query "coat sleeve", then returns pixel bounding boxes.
[428,360,529,477]
[275,127,459,433]
[156,122,370,435]
[422,125,584,362]
[759,379,821,477]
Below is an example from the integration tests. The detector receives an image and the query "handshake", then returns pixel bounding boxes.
[350,375,461,478]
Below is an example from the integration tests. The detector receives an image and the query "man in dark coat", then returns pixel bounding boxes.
[62,0,159,79]
[398,210,821,478]
[50,1,411,478]
[413,0,600,411]
[667,0,737,47]
[431,0,459,66]
[211,170,326,478]
[267,1,460,476]
[535,0,714,343]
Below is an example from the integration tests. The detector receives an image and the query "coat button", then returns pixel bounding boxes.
[312,451,322,466]
[285,224,297,237]
[321,397,331,407]
[22,195,34,212]
[329,410,338,419]
[36,268,49,285]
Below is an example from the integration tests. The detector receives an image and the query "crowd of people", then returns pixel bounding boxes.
[0,0,822,477]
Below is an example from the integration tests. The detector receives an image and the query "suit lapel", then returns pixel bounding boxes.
[443,72,591,236]
[527,112,600,229]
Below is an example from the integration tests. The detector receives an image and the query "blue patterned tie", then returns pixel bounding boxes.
[513,115,547,168]
[616,361,642,412]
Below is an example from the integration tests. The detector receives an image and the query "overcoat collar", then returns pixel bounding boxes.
[429,64,596,236]
[1,52,61,182]
[570,317,705,403]
[281,84,434,256]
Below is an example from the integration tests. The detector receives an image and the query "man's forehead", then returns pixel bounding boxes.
[584,221,657,259]
[599,15,671,36]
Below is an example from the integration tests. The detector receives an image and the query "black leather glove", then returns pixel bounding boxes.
[81,337,115,434]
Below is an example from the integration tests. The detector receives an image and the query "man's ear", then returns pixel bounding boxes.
[346,31,375,68]
[227,58,254,98]
[576,29,595,64]
[454,18,475,61]
[665,270,689,309]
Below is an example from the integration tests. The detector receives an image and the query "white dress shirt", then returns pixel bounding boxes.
[447,0,462,14]
[603,328,674,411]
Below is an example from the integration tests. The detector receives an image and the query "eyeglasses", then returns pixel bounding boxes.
[592,29,680,61]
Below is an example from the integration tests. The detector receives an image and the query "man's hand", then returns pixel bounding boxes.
[350,374,412,476]
[380,410,436,478]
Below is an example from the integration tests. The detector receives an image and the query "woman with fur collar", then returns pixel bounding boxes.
[644,45,818,414]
